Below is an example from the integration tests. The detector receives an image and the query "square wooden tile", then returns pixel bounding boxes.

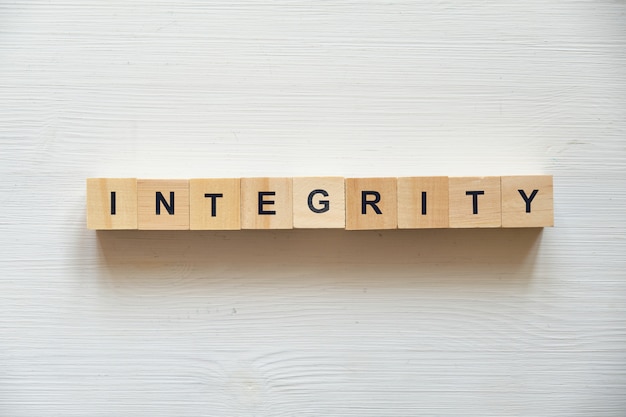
[241,178,293,229]
[293,177,345,229]
[189,178,241,230]
[449,177,501,228]
[501,175,553,227]
[87,178,137,230]
[137,179,190,230]
[397,176,449,229]
[345,178,397,230]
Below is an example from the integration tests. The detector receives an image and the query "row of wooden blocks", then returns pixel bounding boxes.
[86,176,553,230]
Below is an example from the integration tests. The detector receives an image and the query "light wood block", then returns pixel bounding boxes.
[241,178,293,229]
[86,178,137,230]
[345,178,397,230]
[137,179,190,230]
[449,177,501,228]
[501,175,554,227]
[189,178,241,230]
[397,176,449,229]
[293,177,345,229]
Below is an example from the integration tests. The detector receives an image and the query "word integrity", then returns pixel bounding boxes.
[87,176,553,230]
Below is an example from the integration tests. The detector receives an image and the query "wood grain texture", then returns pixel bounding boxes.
[189,178,241,230]
[1,1,626,416]
[86,178,137,230]
[449,177,502,228]
[137,179,190,230]
[345,178,398,230]
[502,175,554,228]
[241,178,293,229]
[293,177,345,229]
[397,176,449,229]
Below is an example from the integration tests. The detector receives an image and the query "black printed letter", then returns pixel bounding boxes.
[465,190,484,215]
[204,193,224,217]
[518,189,539,213]
[361,191,382,215]
[110,191,116,215]
[308,189,330,213]
[156,192,175,215]
[258,191,276,215]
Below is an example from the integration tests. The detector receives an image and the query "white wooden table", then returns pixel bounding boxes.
[1,1,625,415]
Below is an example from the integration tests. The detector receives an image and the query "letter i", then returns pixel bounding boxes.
[110,191,116,215]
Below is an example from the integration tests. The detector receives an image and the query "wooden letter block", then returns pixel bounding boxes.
[137,179,189,230]
[87,178,137,230]
[241,178,293,229]
[345,178,397,230]
[293,177,345,229]
[449,177,501,228]
[189,178,241,230]
[501,175,553,227]
[397,176,449,229]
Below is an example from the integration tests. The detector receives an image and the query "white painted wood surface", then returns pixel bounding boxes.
[1,1,625,415]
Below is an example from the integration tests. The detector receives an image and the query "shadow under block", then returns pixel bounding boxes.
[137,179,190,230]
[189,178,241,230]
[449,177,501,228]
[397,176,449,229]
[241,178,293,229]
[501,175,554,227]
[345,178,397,230]
[86,178,138,230]
[293,177,345,229]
